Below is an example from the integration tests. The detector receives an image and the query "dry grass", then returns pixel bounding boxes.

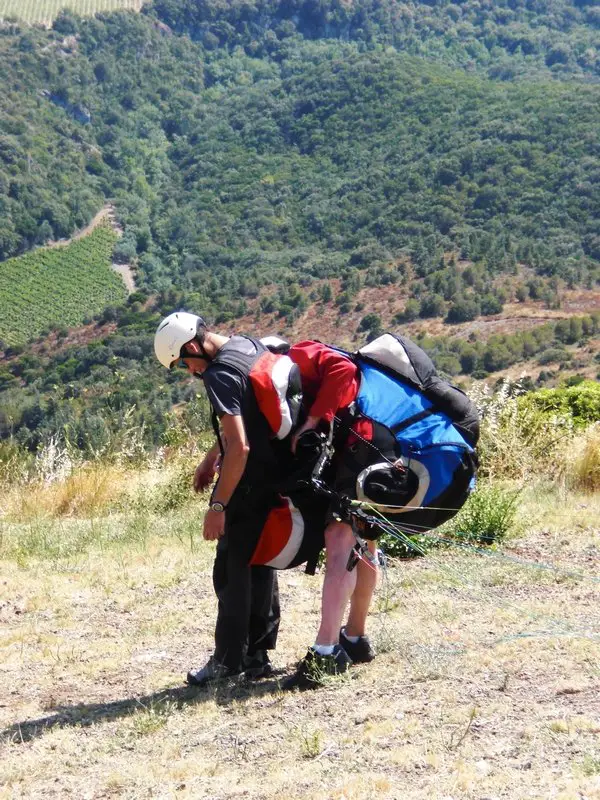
[569,424,600,492]
[0,471,599,799]
[1,463,128,520]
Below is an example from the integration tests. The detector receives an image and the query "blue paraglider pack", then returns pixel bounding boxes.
[355,361,475,509]
[342,333,480,529]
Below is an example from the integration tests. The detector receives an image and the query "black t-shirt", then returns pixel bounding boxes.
[202,336,280,482]
[202,337,258,417]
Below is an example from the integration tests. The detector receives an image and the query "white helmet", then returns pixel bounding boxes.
[154,311,206,369]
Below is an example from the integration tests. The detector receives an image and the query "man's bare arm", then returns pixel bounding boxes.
[203,414,249,541]
[211,414,249,506]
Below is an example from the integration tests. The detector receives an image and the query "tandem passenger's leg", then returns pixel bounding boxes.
[345,539,378,637]
[340,538,378,664]
[315,520,357,647]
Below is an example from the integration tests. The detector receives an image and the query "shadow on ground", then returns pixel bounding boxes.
[2,674,286,744]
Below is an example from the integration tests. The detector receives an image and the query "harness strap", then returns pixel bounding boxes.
[305,551,320,576]
[211,409,224,455]
[391,408,436,435]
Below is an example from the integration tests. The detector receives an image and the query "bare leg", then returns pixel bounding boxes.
[315,520,356,646]
[345,539,378,637]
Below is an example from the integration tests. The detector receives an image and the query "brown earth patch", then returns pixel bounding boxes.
[233,280,600,350]
[0,321,117,364]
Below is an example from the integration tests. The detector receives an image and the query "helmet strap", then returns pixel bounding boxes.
[181,337,212,363]
[197,338,212,362]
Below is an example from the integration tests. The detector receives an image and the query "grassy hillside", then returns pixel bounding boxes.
[0,0,598,451]
[1,488,598,799]
[1,12,599,285]
[0,225,126,347]
[1,405,599,797]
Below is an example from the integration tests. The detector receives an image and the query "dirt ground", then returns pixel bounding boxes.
[0,489,599,799]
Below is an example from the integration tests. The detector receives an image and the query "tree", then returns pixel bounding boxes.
[483,344,512,372]
[515,284,529,303]
[319,283,333,303]
[394,299,420,323]
[445,296,480,324]
[358,313,381,332]
[459,347,478,374]
[480,294,503,316]
[419,294,445,318]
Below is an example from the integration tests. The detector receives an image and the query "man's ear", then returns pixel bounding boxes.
[184,339,202,355]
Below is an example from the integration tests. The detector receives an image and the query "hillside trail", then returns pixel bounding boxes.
[47,205,118,248]
[48,204,135,294]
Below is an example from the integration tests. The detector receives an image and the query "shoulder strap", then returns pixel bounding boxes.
[207,335,266,380]
[211,409,224,454]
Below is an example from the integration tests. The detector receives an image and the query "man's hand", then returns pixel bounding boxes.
[193,442,221,492]
[291,415,320,454]
[194,461,216,492]
[203,508,226,540]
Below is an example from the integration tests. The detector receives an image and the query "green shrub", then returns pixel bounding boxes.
[440,484,520,545]
[470,379,574,481]
[378,483,519,559]
[521,381,600,426]
[537,348,570,365]
[378,528,430,560]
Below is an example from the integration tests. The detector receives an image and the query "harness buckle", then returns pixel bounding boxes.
[346,544,361,572]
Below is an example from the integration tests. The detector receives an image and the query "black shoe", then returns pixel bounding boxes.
[283,645,352,690]
[243,650,274,680]
[186,656,241,687]
[339,628,376,663]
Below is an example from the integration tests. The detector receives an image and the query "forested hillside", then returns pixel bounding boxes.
[0,0,599,451]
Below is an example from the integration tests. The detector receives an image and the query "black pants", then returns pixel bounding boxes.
[212,499,280,672]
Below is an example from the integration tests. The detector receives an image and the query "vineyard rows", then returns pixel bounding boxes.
[0,0,141,25]
[0,225,127,347]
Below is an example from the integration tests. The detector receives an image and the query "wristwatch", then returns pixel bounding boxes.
[209,501,227,513]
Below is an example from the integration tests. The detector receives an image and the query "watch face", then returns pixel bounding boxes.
[211,502,225,512]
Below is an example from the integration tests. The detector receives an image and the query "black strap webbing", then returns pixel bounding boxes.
[391,408,436,435]
[211,409,224,455]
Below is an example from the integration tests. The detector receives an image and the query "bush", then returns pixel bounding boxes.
[378,529,429,559]
[522,381,600,426]
[537,348,570,366]
[470,379,575,482]
[446,296,480,324]
[440,483,520,545]
[152,463,196,513]
[394,299,420,323]
[358,313,381,332]
[378,483,519,559]
[419,294,445,318]
[480,295,503,316]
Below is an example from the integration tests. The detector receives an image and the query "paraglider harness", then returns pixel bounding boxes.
[300,425,380,573]
[208,332,479,575]
[289,332,480,573]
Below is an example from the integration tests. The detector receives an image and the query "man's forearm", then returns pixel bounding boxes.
[211,442,249,505]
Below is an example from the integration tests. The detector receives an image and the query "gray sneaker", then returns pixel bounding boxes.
[186,656,241,687]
